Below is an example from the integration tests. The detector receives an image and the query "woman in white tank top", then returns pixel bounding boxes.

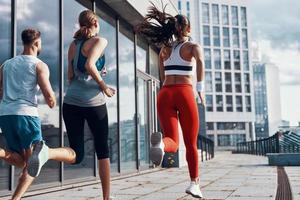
[137,4,205,199]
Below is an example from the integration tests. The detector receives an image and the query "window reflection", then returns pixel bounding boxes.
[0,0,11,192]
[119,30,137,171]
[63,0,95,180]
[16,0,60,185]
[100,19,118,173]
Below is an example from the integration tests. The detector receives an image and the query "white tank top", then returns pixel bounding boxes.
[163,41,194,76]
[0,55,41,116]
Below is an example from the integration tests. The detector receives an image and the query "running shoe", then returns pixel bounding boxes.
[185,181,203,199]
[27,140,49,177]
[149,132,165,166]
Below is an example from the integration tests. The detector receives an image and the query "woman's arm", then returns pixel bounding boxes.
[85,37,115,97]
[192,43,205,105]
[159,47,166,84]
[67,42,75,83]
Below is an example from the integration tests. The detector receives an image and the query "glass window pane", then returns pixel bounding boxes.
[242,29,248,49]
[236,95,243,112]
[243,51,249,71]
[224,50,231,69]
[222,5,229,25]
[0,0,11,192]
[222,27,230,47]
[119,30,137,171]
[212,4,219,24]
[138,78,150,167]
[16,0,60,185]
[232,28,239,48]
[205,72,213,92]
[202,3,210,24]
[136,42,147,72]
[216,95,223,112]
[100,19,119,173]
[204,48,211,69]
[206,95,213,112]
[234,50,240,70]
[213,27,220,46]
[225,72,232,92]
[150,48,159,79]
[231,6,239,26]
[215,72,222,92]
[203,26,210,46]
[214,49,221,69]
[235,73,242,93]
[226,96,233,112]
[241,7,247,27]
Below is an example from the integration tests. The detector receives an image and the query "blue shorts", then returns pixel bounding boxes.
[0,115,43,153]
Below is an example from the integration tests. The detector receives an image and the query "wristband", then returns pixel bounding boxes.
[196,81,204,92]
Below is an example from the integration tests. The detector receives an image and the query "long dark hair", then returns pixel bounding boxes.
[136,3,190,47]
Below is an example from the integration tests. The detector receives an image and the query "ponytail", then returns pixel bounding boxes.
[73,10,98,40]
[74,26,93,40]
[136,3,176,47]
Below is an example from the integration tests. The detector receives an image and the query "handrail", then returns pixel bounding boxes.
[198,135,215,161]
[236,131,300,155]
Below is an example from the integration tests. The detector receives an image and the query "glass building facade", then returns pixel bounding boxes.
[197,1,254,148]
[253,63,269,139]
[0,0,161,196]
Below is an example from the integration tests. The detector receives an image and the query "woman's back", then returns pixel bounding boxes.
[161,41,196,86]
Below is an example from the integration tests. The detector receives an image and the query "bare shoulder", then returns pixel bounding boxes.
[160,45,171,58]
[90,36,108,46]
[36,61,49,73]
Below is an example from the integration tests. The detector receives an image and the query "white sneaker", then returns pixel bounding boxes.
[27,140,49,177]
[149,132,165,166]
[185,181,203,199]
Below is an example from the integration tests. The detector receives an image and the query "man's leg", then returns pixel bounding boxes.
[12,149,34,200]
[0,147,25,168]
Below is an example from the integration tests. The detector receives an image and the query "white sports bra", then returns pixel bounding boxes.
[163,41,194,76]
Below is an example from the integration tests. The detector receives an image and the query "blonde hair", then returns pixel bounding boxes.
[74,10,98,40]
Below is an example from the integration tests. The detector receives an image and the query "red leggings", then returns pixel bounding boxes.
[157,84,199,179]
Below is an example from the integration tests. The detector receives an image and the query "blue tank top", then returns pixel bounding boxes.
[64,39,106,107]
[72,39,105,73]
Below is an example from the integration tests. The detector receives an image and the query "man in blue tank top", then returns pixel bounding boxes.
[0,29,76,200]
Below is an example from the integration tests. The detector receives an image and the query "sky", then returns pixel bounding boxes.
[248,0,300,126]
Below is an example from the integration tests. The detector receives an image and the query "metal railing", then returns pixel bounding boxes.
[236,131,300,155]
[198,135,215,161]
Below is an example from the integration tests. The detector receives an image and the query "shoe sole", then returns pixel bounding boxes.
[151,132,162,146]
[27,142,43,177]
[186,191,203,199]
[150,147,164,166]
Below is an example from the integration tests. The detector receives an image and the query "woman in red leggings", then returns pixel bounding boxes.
[137,5,205,199]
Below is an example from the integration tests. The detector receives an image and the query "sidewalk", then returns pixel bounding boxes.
[18,151,286,200]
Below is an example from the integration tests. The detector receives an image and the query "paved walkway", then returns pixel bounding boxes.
[16,151,291,200]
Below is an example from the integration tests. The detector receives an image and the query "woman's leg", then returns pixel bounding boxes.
[85,104,110,200]
[157,87,179,152]
[98,158,110,200]
[176,87,200,181]
[63,103,85,164]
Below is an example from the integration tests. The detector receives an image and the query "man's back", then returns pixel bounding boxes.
[0,55,42,117]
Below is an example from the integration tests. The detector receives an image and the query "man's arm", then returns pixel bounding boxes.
[36,62,56,108]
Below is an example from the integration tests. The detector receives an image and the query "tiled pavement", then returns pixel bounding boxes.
[4,151,299,200]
